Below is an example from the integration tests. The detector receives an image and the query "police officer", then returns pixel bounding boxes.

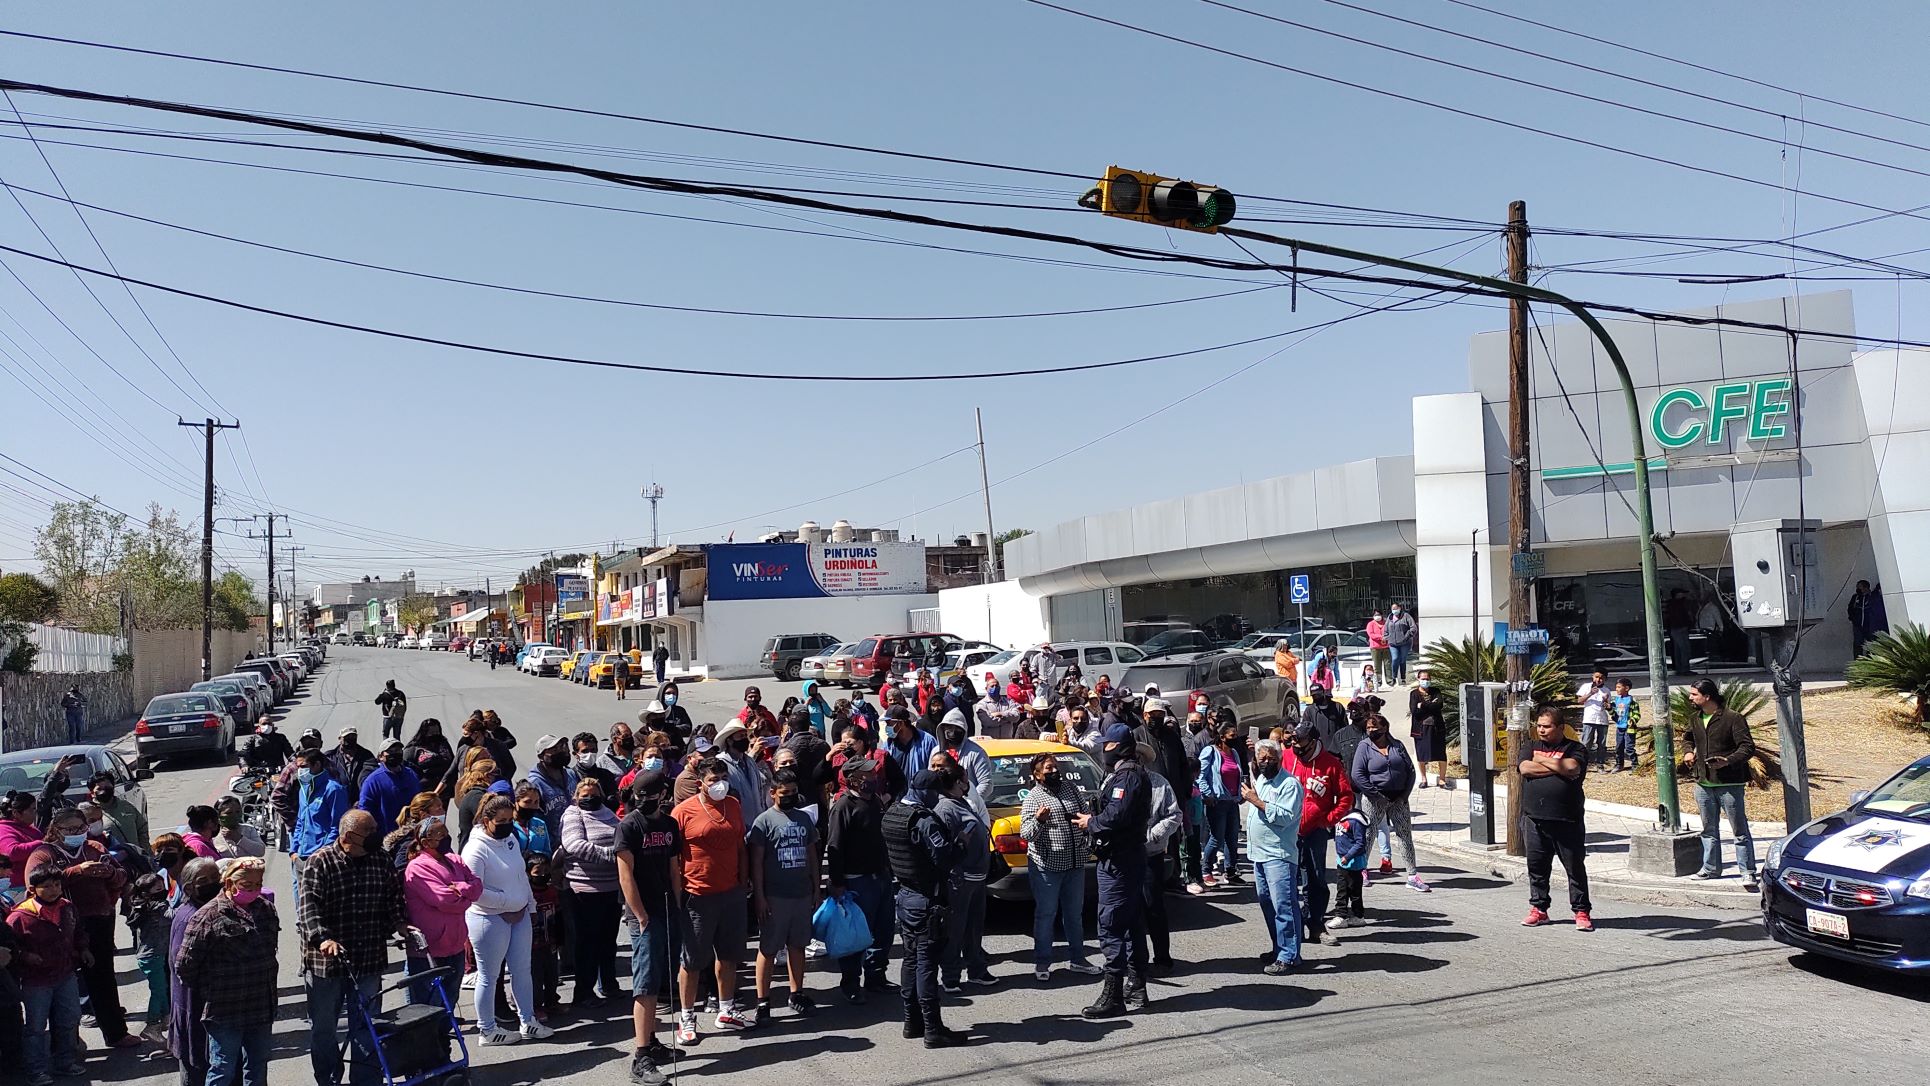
[881,768,966,1048]
[1074,723,1153,1018]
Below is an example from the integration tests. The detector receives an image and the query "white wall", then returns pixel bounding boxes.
[700,594,939,679]
[1413,393,1499,646]
[936,581,1050,648]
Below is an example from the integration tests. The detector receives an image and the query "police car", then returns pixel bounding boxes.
[1762,753,1930,973]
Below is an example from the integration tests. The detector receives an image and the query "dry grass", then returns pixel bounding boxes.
[1443,688,1930,823]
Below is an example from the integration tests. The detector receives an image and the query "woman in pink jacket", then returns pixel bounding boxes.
[402,814,482,1007]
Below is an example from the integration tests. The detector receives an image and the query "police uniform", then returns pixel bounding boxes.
[881,771,965,1048]
[1083,723,1153,1018]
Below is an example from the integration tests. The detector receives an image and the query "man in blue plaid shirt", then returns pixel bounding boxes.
[299,809,418,1086]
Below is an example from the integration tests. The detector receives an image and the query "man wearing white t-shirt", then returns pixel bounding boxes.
[1576,669,1611,771]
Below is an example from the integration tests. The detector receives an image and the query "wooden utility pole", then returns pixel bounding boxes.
[247,514,292,652]
[179,418,239,680]
[1504,201,1532,858]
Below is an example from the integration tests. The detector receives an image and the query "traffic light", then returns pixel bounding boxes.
[1082,166,1237,233]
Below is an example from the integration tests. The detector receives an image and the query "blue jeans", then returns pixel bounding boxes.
[466,910,534,1033]
[405,952,465,1007]
[205,1020,272,1086]
[1696,784,1758,877]
[1389,644,1410,683]
[305,971,381,1086]
[1616,728,1637,770]
[1202,798,1242,876]
[1254,858,1302,965]
[21,977,78,1078]
[65,713,83,744]
[1027,864,1090,968]
[1297,832,1331,937]
[838,873,893,987]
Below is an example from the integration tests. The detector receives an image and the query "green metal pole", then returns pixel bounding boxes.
[1224,228,1681,831]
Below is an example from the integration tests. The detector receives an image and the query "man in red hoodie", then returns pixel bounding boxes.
[1283,721,1354,945]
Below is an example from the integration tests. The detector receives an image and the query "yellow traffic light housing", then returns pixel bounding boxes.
[1085,166,1237,233]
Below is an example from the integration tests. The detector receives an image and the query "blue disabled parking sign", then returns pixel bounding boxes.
[1289,573,1312,605]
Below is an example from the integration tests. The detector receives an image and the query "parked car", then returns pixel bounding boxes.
[133,691,239,763]
[1278,628,1373,663]
[1137,628,1219,659]
[350,632,370,645]
[845,633,958,692]
[527,646,569,677]
[761,633,841,682]
[275,653,309,683]
[421,632,451,651]
[1762,753,1930,976]
[231,658,290,701]
[303,637,327,659]
[0,745,149,822]
[588,654,626,689]
[821,646,860,688]
[189,679,257,727]
[982,738,1104,900]
[377,633,399,648]
[514,642,551,670]
[331,632,351,645]
[977,641,1148,693]
[799,643,851,684]
[937,646,1003,688]
[1119,650,1294,731]
[560,650,594,681]
[212,672,273,721]
[449,635,471,653]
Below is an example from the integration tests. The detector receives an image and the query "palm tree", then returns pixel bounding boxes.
[1418,636,1575,744]
[1847,624,1930,723]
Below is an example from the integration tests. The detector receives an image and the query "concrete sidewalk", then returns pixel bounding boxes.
[1405,779,1770,911]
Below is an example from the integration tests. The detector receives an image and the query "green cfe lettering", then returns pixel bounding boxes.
[1748,378,1793,440]
[1651,387,1706,448]
[1707,382,1752,444]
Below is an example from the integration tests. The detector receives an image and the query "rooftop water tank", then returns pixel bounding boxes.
[869,529,899,543]
[798,520,823,543]
[830,519,856,543]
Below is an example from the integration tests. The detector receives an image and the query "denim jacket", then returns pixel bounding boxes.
[1195,745,1240,802]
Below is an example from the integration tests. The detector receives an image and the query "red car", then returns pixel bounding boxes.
[845,633,957,692]
[449,635,471,653]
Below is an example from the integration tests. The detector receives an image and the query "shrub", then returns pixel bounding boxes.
[1846,624,1930,724]
[1636,677,1781,788]
[1419,635,1574,744]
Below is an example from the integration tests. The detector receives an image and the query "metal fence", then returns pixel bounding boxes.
[24,623,125,673]
[908,607,942,633]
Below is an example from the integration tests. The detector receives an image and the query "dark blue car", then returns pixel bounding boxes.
[1762,754,1930,973]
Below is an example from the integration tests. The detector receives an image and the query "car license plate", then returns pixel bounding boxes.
[1805,908,1850,940]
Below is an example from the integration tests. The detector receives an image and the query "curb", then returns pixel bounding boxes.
[1413,839,1764,912]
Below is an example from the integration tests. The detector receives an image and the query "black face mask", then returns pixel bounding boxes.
[384,755,404,770]
[727,738,750,755]
[187,881,220,907]
[487,821,514,840]
[636,793,667,816]
[1257,760,1280,778]
[156,849,183,868]
[529,874,550,889]
[579,795,604,811]
[1102,746,1127,770]
[543,752,567,769]
[777,794,801,810]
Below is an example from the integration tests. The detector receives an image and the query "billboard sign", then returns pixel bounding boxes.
[707,542,926,601]
[556,574,589,603]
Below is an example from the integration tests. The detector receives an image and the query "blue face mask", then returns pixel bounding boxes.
[664,695,678,708]
[62,833,87,849]
[642,757,664,773]
[298,767,314,785]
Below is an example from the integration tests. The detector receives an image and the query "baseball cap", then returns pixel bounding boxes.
[336,725,357,741]
[1294,722,1320,744]
[1101,722,1133,747]
[841,757,877,775]
[380,738,403,754]
[1142,683,1160,696]
[692,736,714,754]
[1145,697,1170,715]
[536,733,566,752]
[632,769,668,795]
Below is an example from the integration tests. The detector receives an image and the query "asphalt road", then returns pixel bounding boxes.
[91,646,1924,1085]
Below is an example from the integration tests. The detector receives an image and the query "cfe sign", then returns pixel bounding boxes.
[1650,378,1793,450]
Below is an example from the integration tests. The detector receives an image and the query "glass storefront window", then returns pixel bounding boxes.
[1537,565,1756,671]
[1120,557,1417,644]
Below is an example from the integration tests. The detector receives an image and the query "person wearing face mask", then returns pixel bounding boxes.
[826,757,896,1005]
[166,858,219,1083]
[1019,753,1095,980]
[1195,722,1245,888]
[1384,604,1417,686]
[1072,724,1153,1018]
[736,685,779,733]
[10,868,87,1083]
[670,759,754,1041]
[460,795,552,1046]
[928,752,992,994]
[1282,722,1355,941]
[802,681,832,737]
[848,687,879,730]
[357,739,423,836]
[293,748,350,896]
[1135,741,1183,972]
[86,773,147,857]
[525,735,581,843]
[880,709,937,794]
[330,726,379,797]
[1349,713,1429,895]
[779,711,832,808]
[614,772,680,1084]
[438,714,515,800]
[936,709,992,811]
[747,768,820,1025]
[1242,739,1308,976]
[0,793,44,880]
[712,722,772,826]
[654,682,693,737]
[401,814,481,1007]
[881,767,965,1048]
[404,719,454,793]
[572,732,620,800]
[26,807,133,1050]
[174,856,278,1084]
[1409,669,1451,790]
[974,674,1019,741]
[559,778,623,1006]
[601,722,638,779]
[129,873,175,1045]
[211,796,267,860]
[149,833,188,908]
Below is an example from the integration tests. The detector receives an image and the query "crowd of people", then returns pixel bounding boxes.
[0,629,1774,1086]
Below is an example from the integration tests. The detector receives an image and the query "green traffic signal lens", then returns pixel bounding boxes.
[1194,188,1236,228]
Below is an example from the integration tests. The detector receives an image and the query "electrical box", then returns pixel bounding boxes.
[1729,519,1822,629]
[1459,682,1506,770]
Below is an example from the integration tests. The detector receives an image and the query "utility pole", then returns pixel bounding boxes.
[1503,201,1532,858]
[975,407,998,583]
[247,514,293,654]
[179,418,240,680]
[641,484,665,549]
[286,545,306,643]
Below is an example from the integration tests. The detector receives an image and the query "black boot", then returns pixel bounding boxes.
[901,994,925,1039]
[1123,971,1149,1012]
[1081,975,1125,1019]
[921,1001,966,1049]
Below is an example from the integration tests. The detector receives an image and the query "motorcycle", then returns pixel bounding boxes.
[228,768,277,840]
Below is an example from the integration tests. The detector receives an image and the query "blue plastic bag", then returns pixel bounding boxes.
[812,891,871,959]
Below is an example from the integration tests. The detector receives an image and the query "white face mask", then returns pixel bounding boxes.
[705,781,729,802]
[86,821,104,837]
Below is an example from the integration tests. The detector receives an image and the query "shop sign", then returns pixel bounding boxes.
[707,541,927,601]
[1650,378,1792,449]
[556,574,589,603]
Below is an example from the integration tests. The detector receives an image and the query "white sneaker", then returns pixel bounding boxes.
[460,972,480,990]
[804,939,826,960]
[1034,969,1051,982]
[478,1028,520,1046]
[1066,960,1103,976]
[520,1021,555,1041]
[1328,916,1351,930]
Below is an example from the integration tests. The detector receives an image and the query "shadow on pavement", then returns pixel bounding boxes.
[1307,950,1448,976]
[1787,952,1930,1003]
[1340,928,1478,946]
[1590,915,1765,942]
[1150,981,1333,1015]
[972,1013,1132,1045]
[1421,874,1512,891]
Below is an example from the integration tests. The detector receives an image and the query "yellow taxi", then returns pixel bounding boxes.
[980,737,1105,900]
[588,653,626,688]
[559,650,595,681]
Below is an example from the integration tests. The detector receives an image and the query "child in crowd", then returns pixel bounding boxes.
[1330,809,1370,929]
[7,868,85,1086]
[127,873,172,1044]
[525,853,561,1021]
[1611,677,1642,773]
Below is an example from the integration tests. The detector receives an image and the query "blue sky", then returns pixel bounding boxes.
[1,1,1927,594]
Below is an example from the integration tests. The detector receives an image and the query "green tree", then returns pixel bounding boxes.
[1418,635,1575,743]
[993,528,1032,564]
[0,572,59,623]
[1848,623,1930,724]
[212,571,260,632]
[116,506,202,630]
[33,500,130,632]
[398,594,439,634]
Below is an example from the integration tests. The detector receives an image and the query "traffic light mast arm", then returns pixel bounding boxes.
[1222,225,1679,832]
